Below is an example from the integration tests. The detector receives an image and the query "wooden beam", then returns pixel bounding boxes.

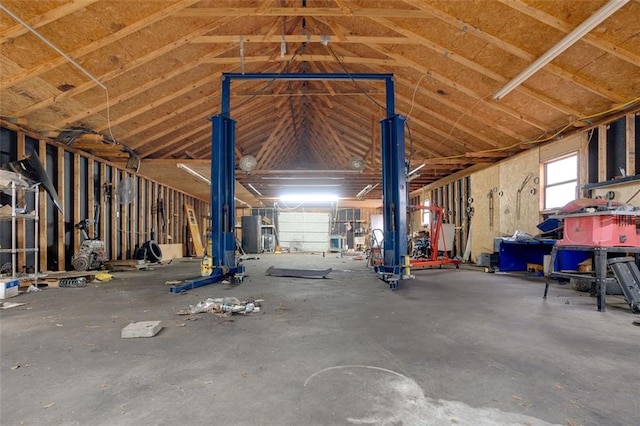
[192,34,418,44]
[424,158,476,165]
[366,43,550,131]
[87,158,95,259]
[13,15,239,117]
[598,124,607,182]
[255,118,293,166]
[139,123,211,159]
[255,0,272,15]
[1,0,201,89]
[201,53,400,67]
[174,7,463,19]
[579,133,589,194]
[394,92,501,149]
[334,0,353,16]
[94,75,221,133]
[369,16,587,117]
[308,102,353,164]
[165,129,227,159]
[74,154,81,252]
[400,0,627,103]
[464,151,511,158]
[0,0,100,44]
[122,94,216,145]
[54,45,238,128]
[121,66,282,145]
[497,0,640,68]
[393,75,527,142]
[56,147,65,270]
[627,113,636,176]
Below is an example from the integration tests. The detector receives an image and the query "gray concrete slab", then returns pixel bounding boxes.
[1,254,638,425]
[121,321,162,339]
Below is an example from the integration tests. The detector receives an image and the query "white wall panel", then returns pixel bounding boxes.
[278,212,330,252]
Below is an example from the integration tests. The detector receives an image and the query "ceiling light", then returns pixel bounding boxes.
[493,0,629,101]
[177,163,210,184]
[356,183,379,199]
[408,163,425,175]
[279,193,339,203]
[407,173,420,182]
[247,183,262,196]
[178,163,251,207]
[267,184,342,187]
[260,176,344,180]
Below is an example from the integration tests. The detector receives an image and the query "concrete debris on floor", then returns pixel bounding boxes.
[178,297,262,315]
[121,321,163,338]
[0,301,26,309]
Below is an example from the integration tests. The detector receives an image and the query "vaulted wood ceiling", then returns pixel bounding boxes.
[1,0,639,205]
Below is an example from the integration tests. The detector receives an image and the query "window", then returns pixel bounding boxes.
[422,199,431,225]
[544,154,578,210]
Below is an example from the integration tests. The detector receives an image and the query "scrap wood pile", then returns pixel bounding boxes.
[178,297,262,316]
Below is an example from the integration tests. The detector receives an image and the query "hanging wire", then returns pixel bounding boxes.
[425,95,640,162]
[228,43,306,113]
[324,44,387,112]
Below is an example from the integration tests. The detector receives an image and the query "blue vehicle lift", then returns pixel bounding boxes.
[171,72,407,293]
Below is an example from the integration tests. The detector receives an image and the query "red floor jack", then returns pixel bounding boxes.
[409,205,461,270]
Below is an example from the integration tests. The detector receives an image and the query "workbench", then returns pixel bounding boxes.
[544,245,640,312]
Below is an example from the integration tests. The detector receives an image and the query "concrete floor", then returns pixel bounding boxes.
[1,253,639,426]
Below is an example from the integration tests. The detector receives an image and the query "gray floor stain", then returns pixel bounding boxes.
[304,365,560,426]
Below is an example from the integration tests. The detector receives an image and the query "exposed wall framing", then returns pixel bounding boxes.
[416,110,640,263]
[419,175,470,258]
[0,123,209,272]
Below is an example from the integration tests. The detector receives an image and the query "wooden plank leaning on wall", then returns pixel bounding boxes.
[627,113,636,177]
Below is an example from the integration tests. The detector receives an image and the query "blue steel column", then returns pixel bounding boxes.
[379,114,407,288]
[211,114,237,268]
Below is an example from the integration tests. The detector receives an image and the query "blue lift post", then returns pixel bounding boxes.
[377,115,407,289]
[170,114,245,293]
[171,72,407,292]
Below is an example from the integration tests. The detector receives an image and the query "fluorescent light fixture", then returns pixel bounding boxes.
[247,183,262,196]
[493,0,629,101]
[267,184,342,187]
[279,193,339,203]
[356,183,379,199]
[261,176,344,180]
[408,163,425,176]
[177,163,210,184]
[407,173,420,182]
[236,198,251,208]
[177,163,251,207]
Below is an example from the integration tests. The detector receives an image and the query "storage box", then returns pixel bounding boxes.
[0,279,19,299]
[558,212,640,247]
[477,252,499,267]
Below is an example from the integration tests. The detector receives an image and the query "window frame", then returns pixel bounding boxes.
[542,153,579,211]
[422,199,430,226]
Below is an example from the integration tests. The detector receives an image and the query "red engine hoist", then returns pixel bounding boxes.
[409,205,461,270]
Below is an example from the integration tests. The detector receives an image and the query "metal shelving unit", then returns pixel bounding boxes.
[0,180,39,283]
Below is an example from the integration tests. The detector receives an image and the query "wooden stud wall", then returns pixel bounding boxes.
[1,124,209,272]
[627,114,636,177]
[426,176,470,258]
